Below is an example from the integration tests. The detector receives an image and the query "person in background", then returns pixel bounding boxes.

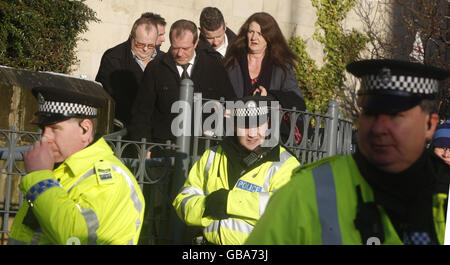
[129,19,236,244]
[8,86,145,245]
[129,19,236,148]
[173,95,300,245]
[246,59,450,245]
[223,12,306,143]
[431,120,450,165]
[151,12,167,55]
[198,6,236,60]
[95,12,160,131]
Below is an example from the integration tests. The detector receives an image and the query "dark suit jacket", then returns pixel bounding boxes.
[197,27,236,61]
[129,49,236,144]
[95,39,163,127]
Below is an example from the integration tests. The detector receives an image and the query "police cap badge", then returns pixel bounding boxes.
[346,59,449,114]
[31,86,106,127]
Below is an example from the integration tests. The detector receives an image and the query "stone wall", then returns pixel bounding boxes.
[0,66,114,134]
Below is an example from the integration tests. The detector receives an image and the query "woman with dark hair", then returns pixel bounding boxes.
[224,12,306,143]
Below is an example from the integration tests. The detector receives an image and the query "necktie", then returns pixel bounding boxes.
[181,63,190,79]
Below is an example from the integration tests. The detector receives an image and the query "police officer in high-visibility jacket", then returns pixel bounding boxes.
[246,59,450,245]
[173,95,300,245]
[8,86,145,245]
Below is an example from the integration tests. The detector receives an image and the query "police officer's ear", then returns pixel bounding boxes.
[425,113,439,140]
[78,119,94,142]
[80,125,87,134]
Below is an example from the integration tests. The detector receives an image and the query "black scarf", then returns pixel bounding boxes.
[221,136,279,188]
[353,149,441,243]
[238,53,273,96]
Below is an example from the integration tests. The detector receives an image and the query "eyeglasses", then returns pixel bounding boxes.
[133,38,155,49]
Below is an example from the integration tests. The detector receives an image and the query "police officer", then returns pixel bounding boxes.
[246,59,450,245]
[172,95,300,245]
[8,86,145,245]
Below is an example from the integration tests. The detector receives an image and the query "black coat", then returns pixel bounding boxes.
[227,61,307,143]
[353,148,450,244]
[197,27,236,61]
[129,49,236,144]
[95,39,163,127]
[227,62,306,110]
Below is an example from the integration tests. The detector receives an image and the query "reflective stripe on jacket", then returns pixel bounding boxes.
[173,145,300,245]
[246,155,448,245]
[8,138,145,245]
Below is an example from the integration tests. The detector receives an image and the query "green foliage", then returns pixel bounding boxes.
[289,0,369,115]
[0,0,99,73]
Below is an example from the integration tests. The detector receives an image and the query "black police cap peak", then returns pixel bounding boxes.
[31,86,106,127]
[32,86,106,108]
[346,59,449,114]
[347,59,449,81]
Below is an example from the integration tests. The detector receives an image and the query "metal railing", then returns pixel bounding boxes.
[0,128,41,244]
[0,79,353,245]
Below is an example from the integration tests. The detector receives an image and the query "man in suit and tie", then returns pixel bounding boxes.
[129,19,236,147]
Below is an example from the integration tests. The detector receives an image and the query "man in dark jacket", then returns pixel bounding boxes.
[151,13,167,56]
[95,13,165,130]
[129,19,236,146]
[130,19,236,244]
[198,7,236,61]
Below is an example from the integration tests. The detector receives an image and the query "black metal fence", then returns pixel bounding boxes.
[0,79,353,244]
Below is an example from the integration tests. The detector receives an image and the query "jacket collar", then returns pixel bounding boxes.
[221,136,280,166]
[161,51,180,77]
[56,137,113,178]
[161,49,201,80]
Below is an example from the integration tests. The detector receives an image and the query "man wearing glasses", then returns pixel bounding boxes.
[129,19,236,150]
[129,19,236,244]
[96,12,162,132]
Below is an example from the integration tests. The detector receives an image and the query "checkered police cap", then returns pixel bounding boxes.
[31,86,105,126]
[38,100,97,116]
[361,74,438,96]
[234,103,269,117]
[230,95,273,128]
[232,95,272,118]
[346,59,449,114]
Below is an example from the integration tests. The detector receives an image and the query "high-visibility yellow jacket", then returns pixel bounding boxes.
[173,145,300,245]
[8,138,145,245]
[246,155,448,245]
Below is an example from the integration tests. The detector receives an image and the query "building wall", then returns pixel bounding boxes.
[71,0,379,81]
